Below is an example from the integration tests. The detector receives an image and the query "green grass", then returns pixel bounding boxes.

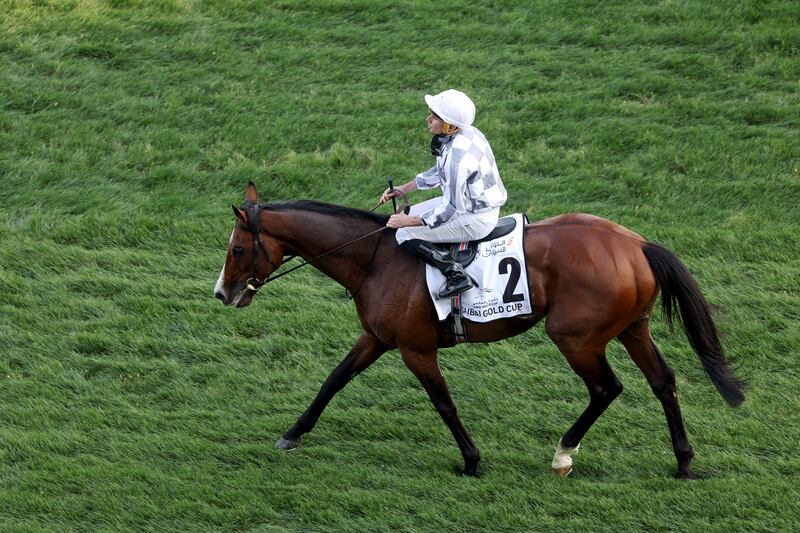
[1,0,799,530]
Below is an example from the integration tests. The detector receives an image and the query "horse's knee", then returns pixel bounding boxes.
[589,377,623,404]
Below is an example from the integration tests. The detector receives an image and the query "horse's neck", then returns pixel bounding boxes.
[267,210,383,282]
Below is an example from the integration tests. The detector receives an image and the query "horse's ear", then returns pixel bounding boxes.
[245,181,258,203]
[232,205,248,225]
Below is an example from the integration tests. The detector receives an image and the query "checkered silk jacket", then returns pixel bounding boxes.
[414,125,507,228]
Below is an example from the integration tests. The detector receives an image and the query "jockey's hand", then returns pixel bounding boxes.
[380,188,403,205]
[387,214,423,229]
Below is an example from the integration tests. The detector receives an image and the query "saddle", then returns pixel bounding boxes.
[433,216,518,268]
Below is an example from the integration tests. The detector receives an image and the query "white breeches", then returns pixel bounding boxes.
[395,198,500,245]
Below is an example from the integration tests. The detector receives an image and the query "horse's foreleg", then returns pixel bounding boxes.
[400,349,481,476]
[547,328,622,477]
[618,321,696,479]
[276,332,389,450]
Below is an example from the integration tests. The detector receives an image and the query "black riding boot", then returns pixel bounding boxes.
[400,239,473,298]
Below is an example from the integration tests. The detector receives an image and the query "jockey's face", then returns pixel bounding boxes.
[427,110,447,135]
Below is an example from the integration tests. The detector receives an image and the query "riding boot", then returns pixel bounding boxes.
[400,239,473,298]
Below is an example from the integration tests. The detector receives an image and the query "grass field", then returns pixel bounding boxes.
[1,0,799,531]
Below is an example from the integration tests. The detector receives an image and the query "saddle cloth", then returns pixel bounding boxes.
[425,213,532,322]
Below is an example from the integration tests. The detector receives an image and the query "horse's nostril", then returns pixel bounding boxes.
[215,291,226,302]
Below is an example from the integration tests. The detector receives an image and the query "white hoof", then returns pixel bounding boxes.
[552,439,579,477]
[553,466,573,477]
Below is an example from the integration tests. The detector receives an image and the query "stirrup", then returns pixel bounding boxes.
[437,276,473,299]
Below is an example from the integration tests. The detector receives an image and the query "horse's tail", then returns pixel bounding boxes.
[642,242,745,407]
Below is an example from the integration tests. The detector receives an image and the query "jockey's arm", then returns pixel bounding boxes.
[380,180,418,204]
[382,180,423,228]
[386,212,423,229]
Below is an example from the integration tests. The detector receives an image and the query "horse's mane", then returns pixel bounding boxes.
[263,200,390,226]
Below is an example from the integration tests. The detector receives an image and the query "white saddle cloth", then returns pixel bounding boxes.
[425,213,533,322]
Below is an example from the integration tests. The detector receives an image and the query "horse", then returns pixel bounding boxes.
[214,182,744,479]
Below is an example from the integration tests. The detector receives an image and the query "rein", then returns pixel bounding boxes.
[243,202,389,292]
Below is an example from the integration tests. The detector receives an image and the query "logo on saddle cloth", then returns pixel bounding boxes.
[425,213,532,322]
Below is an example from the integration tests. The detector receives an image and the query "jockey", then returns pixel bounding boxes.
[381,89,507,298]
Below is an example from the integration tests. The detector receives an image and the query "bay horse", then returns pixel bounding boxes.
[214,182,744,479]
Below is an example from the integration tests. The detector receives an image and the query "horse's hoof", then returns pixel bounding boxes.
[462,456,481,477]
[675,470,697,481]
[275,437,301,451]
[462,466,480,477]
[553,466,573,478]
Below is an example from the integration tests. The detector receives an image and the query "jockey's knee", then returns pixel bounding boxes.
[395,228,416,245]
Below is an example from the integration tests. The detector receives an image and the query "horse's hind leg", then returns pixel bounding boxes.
[617,319,695,479]
[400,348,481,476]
[276,331,389,450]
[547,328,623,477]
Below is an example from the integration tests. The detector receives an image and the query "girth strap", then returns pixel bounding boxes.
[450,291,468,344]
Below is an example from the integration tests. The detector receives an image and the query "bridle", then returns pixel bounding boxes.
[240,201,281,291]
[238,201,388,295]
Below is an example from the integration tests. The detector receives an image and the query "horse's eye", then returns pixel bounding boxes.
[232,246,246,257]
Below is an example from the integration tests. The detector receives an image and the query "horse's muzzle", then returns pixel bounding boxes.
[215,284,253,307]
[218,283,255,308]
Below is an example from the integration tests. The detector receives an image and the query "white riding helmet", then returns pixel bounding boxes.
[424,89,476,130]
